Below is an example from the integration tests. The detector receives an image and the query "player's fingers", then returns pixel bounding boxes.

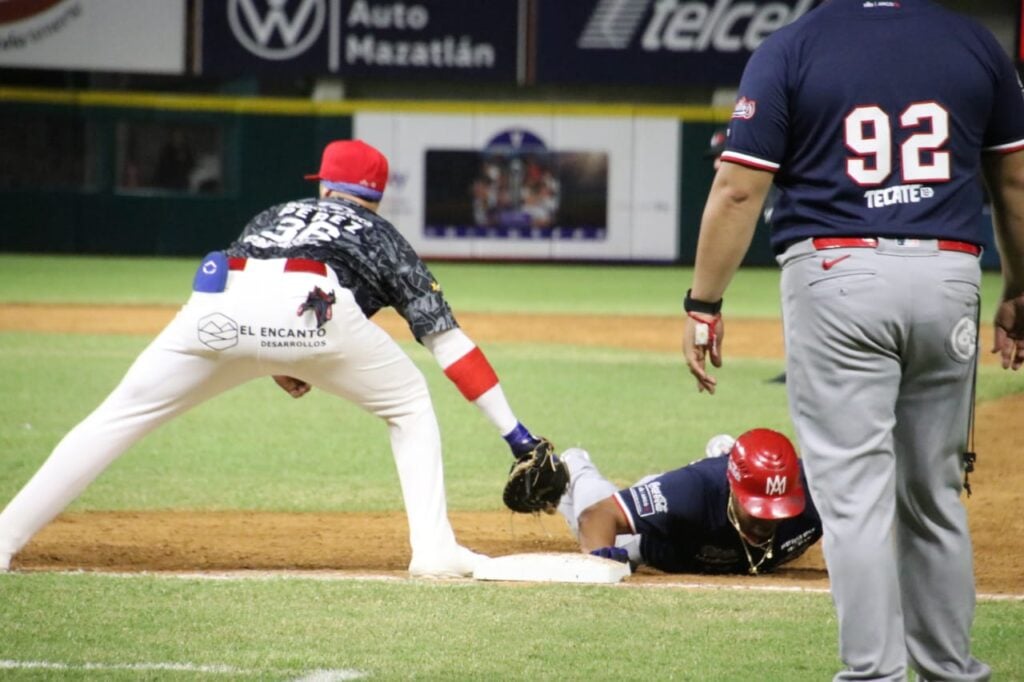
[697,373,717,394]
[992,329,1014,369]
[708,341,723,368]
[1012,340,1024,371]
[686,356,716,394]
[273,374,311,398]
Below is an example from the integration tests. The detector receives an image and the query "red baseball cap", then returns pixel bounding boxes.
[305,139,389,201]
[727,428,806,520]
[704,127,728,158]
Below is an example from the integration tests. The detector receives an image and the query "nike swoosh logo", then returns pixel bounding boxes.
[821,254,851,271]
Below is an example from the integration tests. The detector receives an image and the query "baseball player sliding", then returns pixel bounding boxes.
[557,429,822,575]
[0,139,554,578]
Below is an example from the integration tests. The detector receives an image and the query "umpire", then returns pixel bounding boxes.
[681,1,1024,680]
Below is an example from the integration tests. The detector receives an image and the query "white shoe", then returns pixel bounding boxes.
[705,434,736,459]
[559,447,592,475]
[0,553,11,572]
[409,544,488,578]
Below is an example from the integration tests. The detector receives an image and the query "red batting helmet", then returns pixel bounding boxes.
[727,428,805,520]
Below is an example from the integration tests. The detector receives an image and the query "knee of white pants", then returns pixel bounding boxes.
[369,369,434,424]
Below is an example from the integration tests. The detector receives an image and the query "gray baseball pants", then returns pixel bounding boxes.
[777,237,990,682]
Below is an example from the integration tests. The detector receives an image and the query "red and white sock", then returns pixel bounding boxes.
[423,328,518,436]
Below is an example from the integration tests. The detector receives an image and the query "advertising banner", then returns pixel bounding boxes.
[357,111,679,262]
[0,0,186,74]
[534,0,819,86]
[199,0,520,82]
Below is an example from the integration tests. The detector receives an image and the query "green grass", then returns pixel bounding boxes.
[0,253,770,317]
[0,331,793,509]
[1,255,1021,680]
[1,330,1018,511]
[1,573,1021,681]
[0,252,1011,318]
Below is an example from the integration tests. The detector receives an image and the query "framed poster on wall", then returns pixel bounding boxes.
[357,110,679,262]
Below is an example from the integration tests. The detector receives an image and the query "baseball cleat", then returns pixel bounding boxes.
[705,434,736,459]
[558,447,592,475]
[408,544,488,578]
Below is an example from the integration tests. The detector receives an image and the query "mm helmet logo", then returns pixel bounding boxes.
[228,0,326,60]
[765,475,787,495]
[578,0,816,53]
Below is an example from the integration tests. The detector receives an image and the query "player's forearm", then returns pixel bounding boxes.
[422,328,537,454]
[577,497,629,553]
[984,150,1024,298]
[690,165,773,302]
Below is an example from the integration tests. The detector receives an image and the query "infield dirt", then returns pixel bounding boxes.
[2,304,1021,594]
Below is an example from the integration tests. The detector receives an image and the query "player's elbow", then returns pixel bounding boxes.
[984,150,1024,205]
[718,184,759,208]
[713,163,774,208]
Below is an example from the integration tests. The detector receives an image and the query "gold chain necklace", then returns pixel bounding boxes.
[727,497,775,575]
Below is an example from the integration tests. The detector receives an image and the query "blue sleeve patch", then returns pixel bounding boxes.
[192,251,229,293]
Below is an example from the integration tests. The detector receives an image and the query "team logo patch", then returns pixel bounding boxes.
[732,96,756,119]
[198,313,239,351]
[629,481,668,517]
[192,251,228,293]
[947,315,977,363]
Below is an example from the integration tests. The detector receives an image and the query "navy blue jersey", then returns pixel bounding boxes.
[722,0,1024,252]
[614,457,822,574]
[226,197,458,340]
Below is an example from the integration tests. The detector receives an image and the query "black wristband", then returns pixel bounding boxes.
[683,289,723,315]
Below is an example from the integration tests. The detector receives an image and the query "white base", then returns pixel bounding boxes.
[472,552,631,584]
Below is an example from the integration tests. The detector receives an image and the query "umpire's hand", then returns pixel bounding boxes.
[683,312,723,394]
[993,294,1024,370]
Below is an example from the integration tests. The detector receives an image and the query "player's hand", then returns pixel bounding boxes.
[273,375,311,398]
[589,546,629,563]
[992,294,1024,370]
[682,312,723,394]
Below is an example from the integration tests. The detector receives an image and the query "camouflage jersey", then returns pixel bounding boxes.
[225,196,458,340]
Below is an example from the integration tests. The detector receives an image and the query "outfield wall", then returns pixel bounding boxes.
[0,87,1000,267]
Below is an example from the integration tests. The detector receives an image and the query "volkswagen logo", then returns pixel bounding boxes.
[228,0,326,61]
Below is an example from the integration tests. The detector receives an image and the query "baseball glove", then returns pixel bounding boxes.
[502,438,569,514]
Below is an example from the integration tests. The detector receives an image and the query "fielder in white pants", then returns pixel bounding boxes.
[1,139,553,577]
[0,259,479,575]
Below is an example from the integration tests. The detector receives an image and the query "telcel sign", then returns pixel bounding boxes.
[633,0,815,52]
[538,0,819,86]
